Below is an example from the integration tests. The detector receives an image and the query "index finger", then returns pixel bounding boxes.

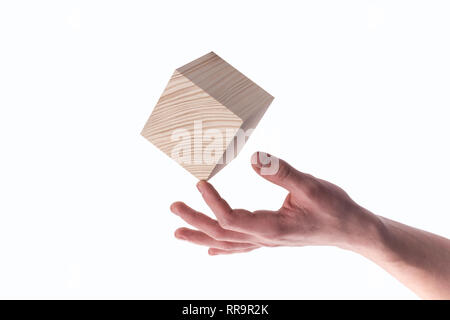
[196,180,233,218]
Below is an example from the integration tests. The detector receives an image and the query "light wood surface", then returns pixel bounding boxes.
[141,52,274,180]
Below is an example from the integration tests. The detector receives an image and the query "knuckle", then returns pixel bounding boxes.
[270,224,285,239]
[304,180,325,199]
[218,215,235,229]
[276,162,292,181]
[221,242,233,250]
[210,226,225,240]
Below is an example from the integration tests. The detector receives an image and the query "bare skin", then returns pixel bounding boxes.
[170,152,450,299]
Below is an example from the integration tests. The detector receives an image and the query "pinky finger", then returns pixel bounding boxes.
[208,247,257,256]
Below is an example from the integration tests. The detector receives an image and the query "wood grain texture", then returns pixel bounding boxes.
[141,52,274,180]
[177,52,274,124]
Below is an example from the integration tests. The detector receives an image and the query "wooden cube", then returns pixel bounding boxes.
[141,52,274,180]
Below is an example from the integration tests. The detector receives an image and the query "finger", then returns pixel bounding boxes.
[208,247,257,256]
[251,151,317,194]
[170,202,256,242]
[196,181,233,219]
[196,181,280,236]
[175,227,257,250]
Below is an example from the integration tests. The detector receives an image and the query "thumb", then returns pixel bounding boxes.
[250,152,314,193]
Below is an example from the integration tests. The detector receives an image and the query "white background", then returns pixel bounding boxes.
[1,1,449,299]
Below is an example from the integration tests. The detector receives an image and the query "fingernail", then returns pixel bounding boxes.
[251,152,260,167]
[253,152,272,168]
[196,180,206,194]
[170,203,179,214]
[175,231,186,240]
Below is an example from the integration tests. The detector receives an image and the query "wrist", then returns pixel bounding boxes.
[338,206,390,259]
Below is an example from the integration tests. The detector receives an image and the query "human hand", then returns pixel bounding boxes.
[170,152,383,255]
[170,152,450,299]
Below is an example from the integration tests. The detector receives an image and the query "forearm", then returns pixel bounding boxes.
[350,210,450,299]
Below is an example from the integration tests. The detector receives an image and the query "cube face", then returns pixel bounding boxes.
[141,70,243,180]
[141,52,274,180]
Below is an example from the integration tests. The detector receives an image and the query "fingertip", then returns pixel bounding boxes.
[197,180,217,198]
[251,152,260,167]
[196,180,208,194]
[170,201,184,214]
[251,151,274,169]
[208,248,218,256]
[174,228,186,240]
